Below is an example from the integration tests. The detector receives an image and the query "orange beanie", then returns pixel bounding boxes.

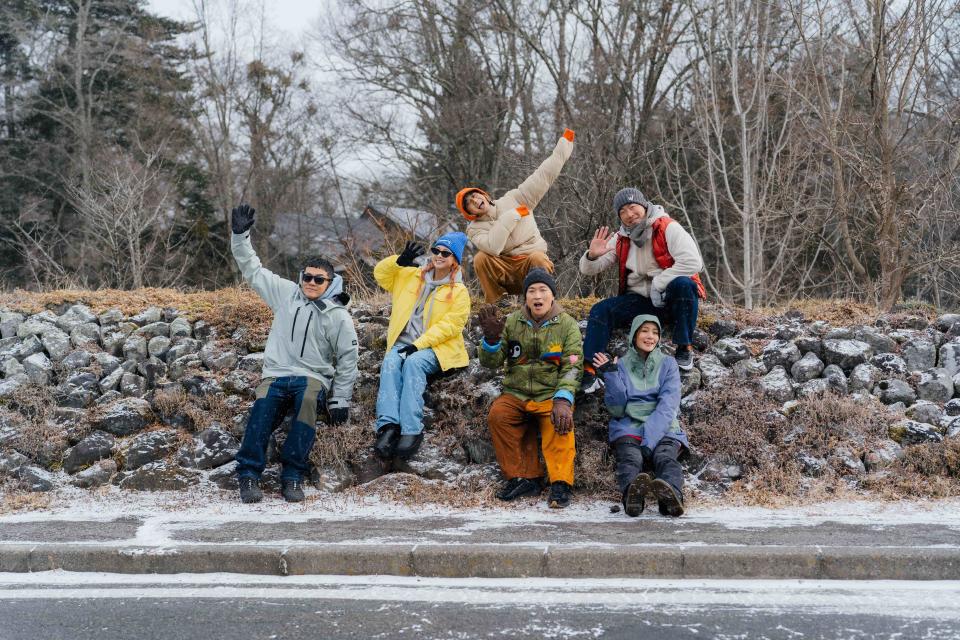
[456,187,491,220]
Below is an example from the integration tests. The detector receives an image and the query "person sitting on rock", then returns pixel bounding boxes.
[230,204,359,504]
[456,129,576,304]
[593,314,688,517]
[579,187,705,391]
[372,232,471,461]
[476,268,583,508]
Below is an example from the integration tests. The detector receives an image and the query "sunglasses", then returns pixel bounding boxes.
[430,247,453,258]
[301,273,331,284]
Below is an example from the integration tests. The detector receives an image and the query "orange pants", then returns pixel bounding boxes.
[473,251,554,303]
[487,393,575,485]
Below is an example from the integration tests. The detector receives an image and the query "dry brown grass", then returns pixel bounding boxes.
[0,489,53,514]
[696,299,883,329]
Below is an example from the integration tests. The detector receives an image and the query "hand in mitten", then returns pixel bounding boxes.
[396,241,425,267]
[475,305,505,344]
[551,398,574,435]
[592,352,618,375]
[650,287,666,309]
[397,344,418,358]
[231,204,256,235]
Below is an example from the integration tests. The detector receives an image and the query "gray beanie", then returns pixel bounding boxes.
[612,187,648,218]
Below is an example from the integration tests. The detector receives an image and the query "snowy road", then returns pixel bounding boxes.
[1,573,959,639]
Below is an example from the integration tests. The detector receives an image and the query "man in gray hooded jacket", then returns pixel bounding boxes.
[230,204,359,503]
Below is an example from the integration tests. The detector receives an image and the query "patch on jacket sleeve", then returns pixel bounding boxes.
[540,342,564,366]
[507,340,525,363]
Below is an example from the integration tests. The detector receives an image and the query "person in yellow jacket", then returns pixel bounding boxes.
[456,128,576,303]
[372,232,471,460]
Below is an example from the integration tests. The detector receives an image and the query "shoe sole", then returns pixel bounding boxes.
[548,496,570,509]
[240,495,262,504]
[676,360,694,372]
[623,473,652,517]
[497,485,542,501]
[651,478,684,517]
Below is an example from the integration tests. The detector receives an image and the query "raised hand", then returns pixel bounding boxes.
[475,304,506,344]
[396,241,425,267]
[231,204,256,235]
[587,226,615,260]
[592,352,618,374]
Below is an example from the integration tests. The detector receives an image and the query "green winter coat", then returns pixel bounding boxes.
[479,303,583,404]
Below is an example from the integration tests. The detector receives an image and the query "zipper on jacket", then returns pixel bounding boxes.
[299,311,314,358]
[290,307,301,341]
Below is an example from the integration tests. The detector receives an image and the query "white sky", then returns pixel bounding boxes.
[146,0,320,39]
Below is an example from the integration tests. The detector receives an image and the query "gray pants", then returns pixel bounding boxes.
[613,436,684,499]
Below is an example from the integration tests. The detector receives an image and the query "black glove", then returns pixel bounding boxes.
[398,344,418,357]
[597,355,618,375]
[231,204,256,235]
[328,406,349,426]
[396,241,425,267]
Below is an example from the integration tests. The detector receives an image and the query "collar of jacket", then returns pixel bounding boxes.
[303,290,351,313]
[521,301,563,328]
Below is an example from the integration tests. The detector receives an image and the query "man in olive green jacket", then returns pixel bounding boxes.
[476,268,583,508]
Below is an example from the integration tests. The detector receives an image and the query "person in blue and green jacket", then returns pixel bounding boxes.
[592,314,688,517]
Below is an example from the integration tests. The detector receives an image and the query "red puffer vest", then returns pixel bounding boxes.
[616,217,707,299]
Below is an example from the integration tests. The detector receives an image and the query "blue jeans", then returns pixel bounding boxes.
[583,277,700,362]
[375,345,440,435]
[235,376,326,482]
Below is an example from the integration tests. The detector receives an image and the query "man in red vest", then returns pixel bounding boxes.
[579,188,705,392]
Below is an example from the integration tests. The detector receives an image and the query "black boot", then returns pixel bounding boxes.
[281,478,305,503]
[239,476,262,504]
[374,424,401,459]
[651,478,684,517]
[547,481,573,509]
[622,473,652,517]
[496,477,542,501]
[394,433,424,460]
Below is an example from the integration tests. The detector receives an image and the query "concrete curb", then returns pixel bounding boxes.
[2,543,959,580]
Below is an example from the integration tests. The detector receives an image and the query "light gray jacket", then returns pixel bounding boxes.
[231,232,359,409]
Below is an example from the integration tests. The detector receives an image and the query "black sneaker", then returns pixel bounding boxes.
[675,348,694,372]
[547,481,572,509]
[651,478,684,517]
[622,473,652,517]
[281,479,305,503]
[579,371,603,395]
[373,424,401,459]
[238,477,262,504]
[496,477,542,501]
[394,433,424,460]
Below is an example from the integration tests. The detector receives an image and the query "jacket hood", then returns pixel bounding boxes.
[629,314,663,353]
[307,273,350,310]
[456,187,492,221]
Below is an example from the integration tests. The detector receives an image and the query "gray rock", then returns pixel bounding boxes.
[199,343,238,372]
[680,367,701,396]
[0,450,29,476]
[863,440,903,472]
[946,399,960,417]
[71,459,117,488]
[825,327,855,340]
[762,340,801,370]
[130,307,162,326]
[849,363,881,392]
[210,461,239,490]
[707,319,738,339]
[917,368,954,404]
[938,341,960,377]
[796,452,828,477]
[936,313,960,333]
[22,352,52,385]
[796,378,831,398]
[55,305,96,333]
[169,317,192,339]
[890,419,943,446]
[793,336,822,357]
[98,367,125,394]
[902,338,937,372]
[808,320,831,335]
[168,354,202,381]
[906,400,944,426]
[774,324,803,341]
[462,438,497,464]
[177,425,239,469]
[117,460,200,491]
[311,465,354,493]
[135,321,170,339]
[738,327,771,340]
[192,320,214,340]
[945,417,960,439]
[4,335,43,360]
[710,338,752,366]
[63,431,116,474]
[92,398,154,437]
[100,323,136,355]
[822,364,849,394]
[16,317,55,340]
[16,465,55,492]
[165,339,201,363]
[120,373,147,397]
[870,353,908,376]
[851,326,897,354]
[237,353,264,373]
[829,448,865,475]
[0,375,28,400]
[96,390,122,405]
[732,358,767,379]
[122,335,148,363]
[791,352,824,382]
[91,352,122,377]
[40,327,71,362]
[0,312,24,339]
[697,354,731,387]
[759,366,795,402]
[147,336,171,360]
[393,440,466,482]
[823,339,873,372]
[69,322,100,348]
[876,379,916,405]
[98,309,125,325]
[2,355,25,378]
[61,350,92,370]
[119,429,179,470]
[221,369,258,396]
[65,371,99,391]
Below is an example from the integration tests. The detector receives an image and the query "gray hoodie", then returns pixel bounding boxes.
[397,268,463,346]
[231,232,359,409]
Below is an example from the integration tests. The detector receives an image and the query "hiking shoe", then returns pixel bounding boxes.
[651,478,684,517]
[281,479,305,503]
[547,481,573,509]
[496,477,542,501]
[675,348,694,372]
[373,424,401,459]
[238,477,262,504]
[579,371,603,395]
[622,473,652,517]
[394,433,424,460]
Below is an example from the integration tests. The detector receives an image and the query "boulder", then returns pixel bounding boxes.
[16,316,55,340]
[168,354,202,381]
[697,354,731,387]
[738,327,771,340]
[793,336,822,357]
[5,335,43,360]
[829,448,865,476]
[199,343,238,371]
[40,328,72,362]
[119,429,179,470]
[237,353,264,373]
[759,366,795,402]
[791,352,824,383]
[98,367,125,394]
[709,338,752,366]
[147,336,171,360]
[862,440,903,472]
[222,369,258,396]
[165,339,202,363]
[69,323,100,348]
[796,378,831,399]
[135,322,170,339]
[210,461,239,490]
[120,373,147,397]
[905,400,943,426]
[169,317,192,339]
[876,379,916,406]
[935,313,960,333]
[889,419,942,446]
[707,319,738,339]
[16,465,55,492]
[22,352,52,385]
[176,425,239,469]
[122,335,148,363]
[0,375,28,400]
[851,326,897,354]
[732,358,767,379]
[938,341,960,377]
[393,440,466,482]
[311,465,355,493]
[62,431,116,474]
[61,350,92,370]
[71,459,117,488]
[916,368,954,404]
[0,450,29,475]
[680,367,701,396]
[762,340,801,370]
[100,323,136,355]
[902,338,937,372]
[91,398,154,437]
[796,452,827,477]
[0,312,24,339]
[822,339,873,372]
[92,352,122,376]
[822,364,849,394]
[117,460,200,491]
[870,353,908,376]
[945,398,960,417]
[2,355,25,378]
[130,307,162,326]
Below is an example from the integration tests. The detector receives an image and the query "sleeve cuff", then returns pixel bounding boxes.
[562,128,575,142]
[553,390,575,405]
[328,397,350,409]
[481,338,502,352]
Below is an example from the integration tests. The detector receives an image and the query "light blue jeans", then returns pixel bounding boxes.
[375,345,440,435]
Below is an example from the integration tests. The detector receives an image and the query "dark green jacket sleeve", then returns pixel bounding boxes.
[554,314,583,402]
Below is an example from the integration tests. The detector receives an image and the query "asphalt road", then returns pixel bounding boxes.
[1,574,959,640]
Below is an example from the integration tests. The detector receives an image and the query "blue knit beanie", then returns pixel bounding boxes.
[433,231,468,264]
